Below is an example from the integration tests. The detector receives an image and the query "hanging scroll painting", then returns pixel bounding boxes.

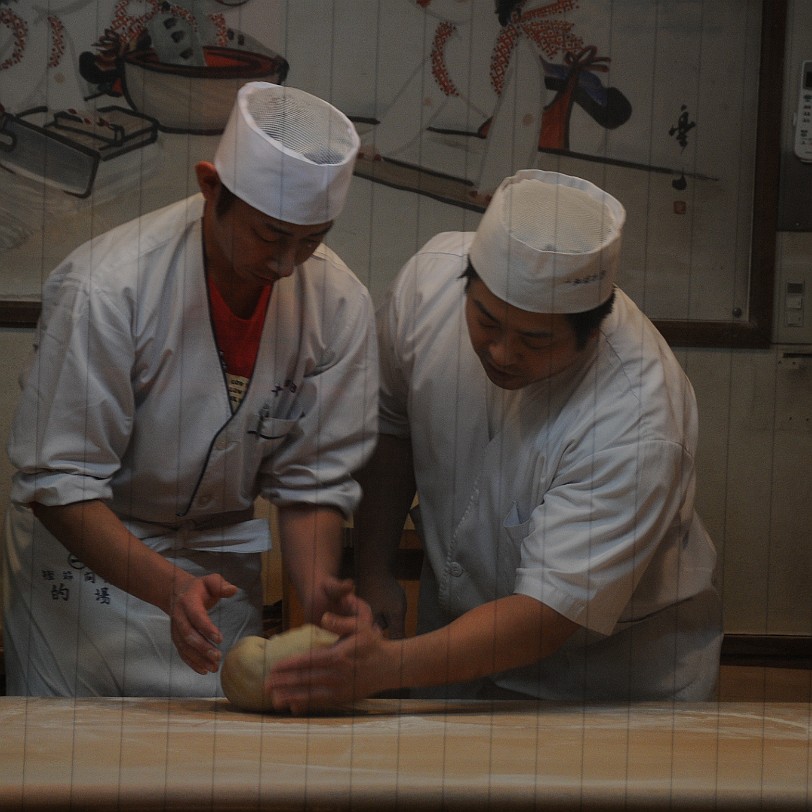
[0,0,783,346]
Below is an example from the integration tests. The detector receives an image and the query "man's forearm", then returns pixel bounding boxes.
[354,434,417,582]
[390,594,580,691]
[277,503,346,622]
[32,499,237,674]
[31,500,192,614]
[275,593,584,704]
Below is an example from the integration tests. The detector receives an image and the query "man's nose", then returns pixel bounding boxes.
[270,245,297,278]
[488,335,517,367]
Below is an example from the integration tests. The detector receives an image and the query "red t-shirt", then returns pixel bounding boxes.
[208,276,272,411]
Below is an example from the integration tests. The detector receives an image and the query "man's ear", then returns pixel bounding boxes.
[195,161,221,201]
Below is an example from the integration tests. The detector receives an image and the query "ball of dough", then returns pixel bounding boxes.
[221,624,338,712]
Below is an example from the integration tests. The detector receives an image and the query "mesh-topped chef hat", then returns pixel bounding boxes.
[214,82,360,225]
[469,169,625,313]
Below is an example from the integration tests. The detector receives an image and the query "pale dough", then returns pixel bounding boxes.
[220,624,338,712]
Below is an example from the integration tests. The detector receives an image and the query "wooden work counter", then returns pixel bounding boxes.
[1,697,810,810]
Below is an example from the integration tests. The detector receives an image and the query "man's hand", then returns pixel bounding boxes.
[169,573,238,674]
[357,574,407,639]
[266,594,396,715]
[313,574,356,622]
[31,500,242,677]
[267,592,582,714]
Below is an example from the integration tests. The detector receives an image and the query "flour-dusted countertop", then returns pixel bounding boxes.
[1,697,810,810]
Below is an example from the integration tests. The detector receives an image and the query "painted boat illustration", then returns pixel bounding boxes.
[121,45,289,135]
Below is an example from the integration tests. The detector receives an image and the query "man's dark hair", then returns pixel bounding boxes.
[462,261,615,350]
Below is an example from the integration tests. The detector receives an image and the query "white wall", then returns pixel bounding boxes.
[0,329,37,633]
[688,344,812,635]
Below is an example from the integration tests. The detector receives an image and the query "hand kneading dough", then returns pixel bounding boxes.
[221,624,338,712]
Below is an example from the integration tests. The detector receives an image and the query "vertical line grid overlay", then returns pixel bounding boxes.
[3,1,809,812]
[348,1,403,803]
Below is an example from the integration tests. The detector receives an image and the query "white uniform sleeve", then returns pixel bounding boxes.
[376,271,412,440]
[259,285,379,517]
[375,233,471,441]
[8,268,135,507]
[514,437,698,636]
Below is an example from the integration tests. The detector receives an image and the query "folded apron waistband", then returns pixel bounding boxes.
[121,511,272,555]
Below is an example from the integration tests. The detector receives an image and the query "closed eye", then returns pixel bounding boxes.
[521,337,553,350]
[254,227,280,244]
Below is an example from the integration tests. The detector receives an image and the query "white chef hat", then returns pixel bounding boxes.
[468,169,625,313]
[214,82,360,225]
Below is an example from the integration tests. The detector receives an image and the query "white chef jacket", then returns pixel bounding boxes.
[3,194,378,697]
[378,232,722,701]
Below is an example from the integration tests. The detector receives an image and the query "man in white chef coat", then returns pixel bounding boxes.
[267,169,723,711]
[3,82,377,696]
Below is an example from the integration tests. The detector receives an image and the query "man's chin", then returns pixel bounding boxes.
[483,364,525,390]
[250,272,279,287]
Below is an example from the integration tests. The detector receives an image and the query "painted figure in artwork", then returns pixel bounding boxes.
[0,0,102,247]
[0,0,94,118]
[360,0,630,200]
[0,0,281,206]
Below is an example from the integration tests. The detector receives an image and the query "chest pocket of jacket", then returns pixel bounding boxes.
[498,501,532,594]
[241,414,299,499]
[247,414,298,455]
